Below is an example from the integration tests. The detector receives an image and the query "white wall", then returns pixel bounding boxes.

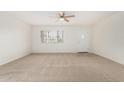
[32,26,91,53]
[1,12,124,65]
[92,12,124,64]
[0,12,31,65]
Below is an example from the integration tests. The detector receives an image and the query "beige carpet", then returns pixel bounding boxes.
[0,53,124,82]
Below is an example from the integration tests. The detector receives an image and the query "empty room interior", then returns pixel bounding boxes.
[0,11,124,82]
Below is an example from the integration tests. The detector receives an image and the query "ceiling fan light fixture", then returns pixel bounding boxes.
[58,12,75,22]
[60,17,64,21]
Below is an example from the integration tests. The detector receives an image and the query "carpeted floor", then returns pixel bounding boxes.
[0,53,124,82]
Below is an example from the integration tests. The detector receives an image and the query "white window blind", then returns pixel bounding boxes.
[41,30,63,43]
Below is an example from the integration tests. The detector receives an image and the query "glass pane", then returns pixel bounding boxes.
[41,30,63,43]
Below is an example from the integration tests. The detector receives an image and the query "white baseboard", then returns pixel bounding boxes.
[0,51,31,65]
[32,50,89,53]
[92,50,124,65]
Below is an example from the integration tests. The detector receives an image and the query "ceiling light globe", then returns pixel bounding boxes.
[60,18,64,21]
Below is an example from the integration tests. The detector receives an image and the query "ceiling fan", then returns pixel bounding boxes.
[58,12,75,22]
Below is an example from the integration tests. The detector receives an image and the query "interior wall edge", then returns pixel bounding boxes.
[0,52,31,65]
[91,12,124,65]
[0,12,32,65]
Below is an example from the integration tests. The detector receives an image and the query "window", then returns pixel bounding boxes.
[41,30,63,43]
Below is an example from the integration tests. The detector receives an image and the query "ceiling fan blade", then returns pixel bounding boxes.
[59,11,64,17]
[64,18,69,22]
[64,15,75,18]
[58,12,62,17]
